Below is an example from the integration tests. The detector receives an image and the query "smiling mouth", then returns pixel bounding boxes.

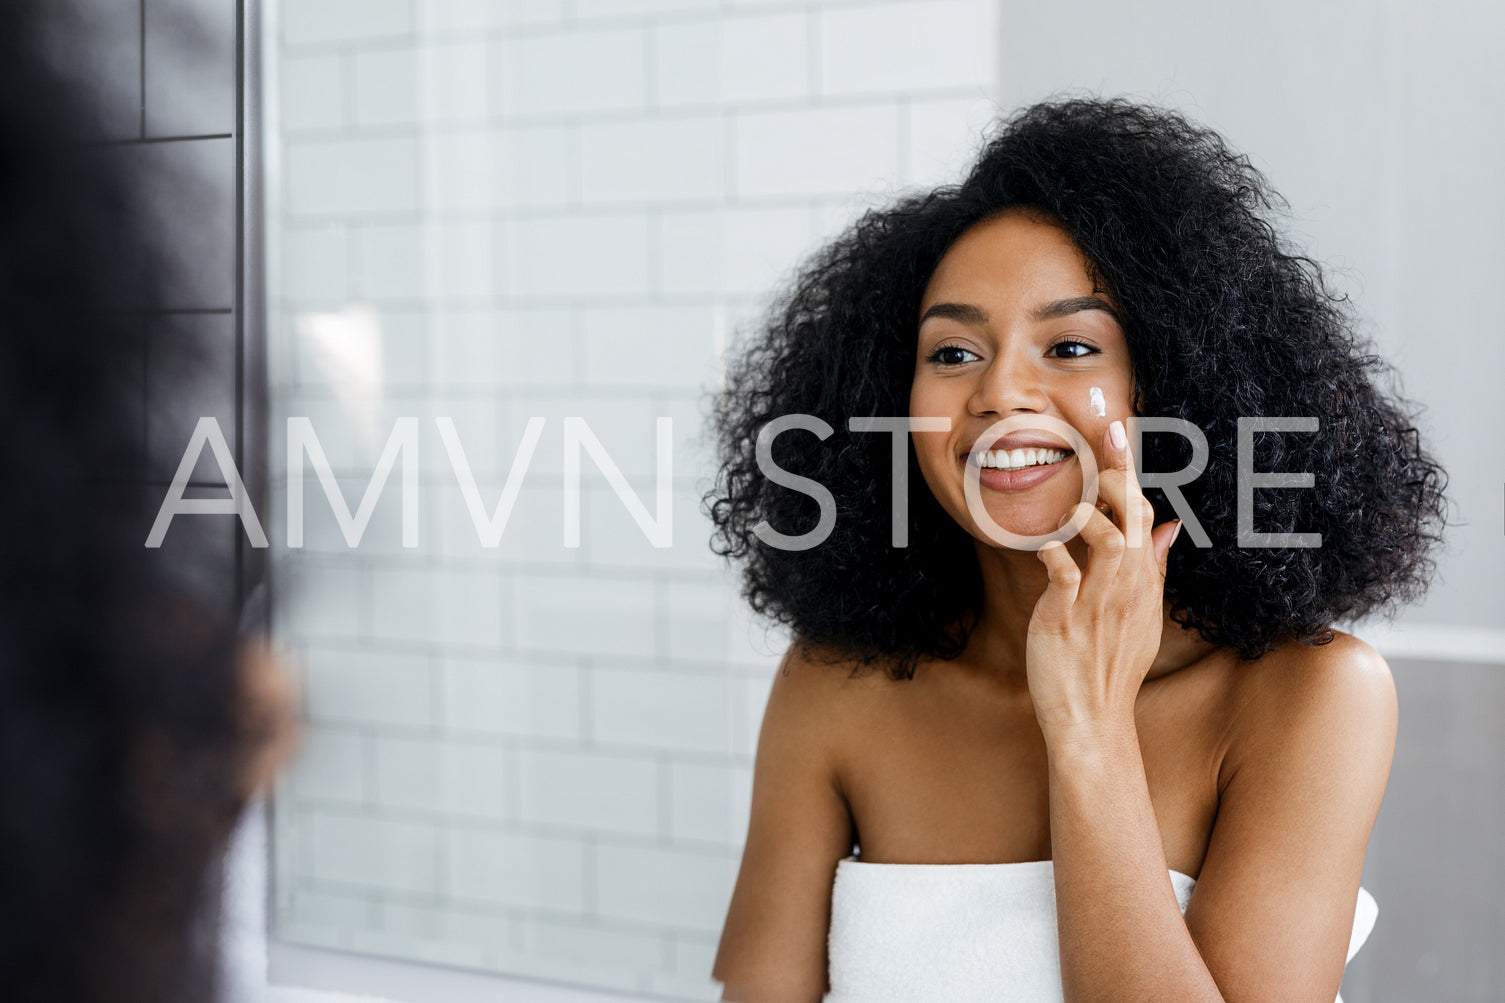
[967,446,1074,472]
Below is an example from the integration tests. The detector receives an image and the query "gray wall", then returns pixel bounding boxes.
[1342,657,1505,1001]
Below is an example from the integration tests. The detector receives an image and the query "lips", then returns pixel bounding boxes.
[970,449,1074,492]
[956,430,1078,494]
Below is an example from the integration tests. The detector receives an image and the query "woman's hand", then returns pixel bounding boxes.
[1025,418,1182,740]
[233,639,301,800]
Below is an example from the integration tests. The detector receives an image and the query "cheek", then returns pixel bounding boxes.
[910,369,970,421]
[1070,382,1135,467]
[908,429,951,482]
[908,374,933,415]
[908,386,943,444]
[1082,378,1133,413]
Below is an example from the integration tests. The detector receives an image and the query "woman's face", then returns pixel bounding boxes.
[909,209,1136,546]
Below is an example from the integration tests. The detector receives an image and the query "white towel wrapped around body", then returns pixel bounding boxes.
[824,857,1378,1003]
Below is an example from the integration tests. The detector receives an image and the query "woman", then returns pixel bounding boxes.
[704,97,1447,1002]
[0,2,297,1000]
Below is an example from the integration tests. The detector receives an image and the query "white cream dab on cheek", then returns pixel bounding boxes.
[1089,385,1106,418]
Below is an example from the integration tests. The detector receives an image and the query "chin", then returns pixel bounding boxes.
[972,510,1062,545]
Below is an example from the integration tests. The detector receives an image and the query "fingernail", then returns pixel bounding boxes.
[1057,511,1071,529]
[1109,419,1127,450]
[1169,519,1183,546]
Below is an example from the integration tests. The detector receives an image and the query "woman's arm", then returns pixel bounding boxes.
[712,641,856,1003]
[1179,635,1395,999]
[1046,720,1222,1001]
[1045,640,1394,1002]
[1030,420,1396,1002]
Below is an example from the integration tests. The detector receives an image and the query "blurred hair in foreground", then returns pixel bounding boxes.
[0,3,290,1001]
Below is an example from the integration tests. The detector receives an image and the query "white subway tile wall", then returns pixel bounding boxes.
[267,0,1001,998]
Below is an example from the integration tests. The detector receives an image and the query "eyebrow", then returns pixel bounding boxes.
[918,296,1121,327]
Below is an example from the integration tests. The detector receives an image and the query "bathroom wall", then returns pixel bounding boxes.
[1341,655,1505,1002]
[262,1,1000,999]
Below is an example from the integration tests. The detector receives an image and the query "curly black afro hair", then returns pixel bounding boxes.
[703,96,1449,680]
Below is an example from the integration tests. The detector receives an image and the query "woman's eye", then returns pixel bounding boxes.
[1049,340,1098,359]
[925,344,979,366]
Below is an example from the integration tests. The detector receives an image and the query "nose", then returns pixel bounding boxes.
[968,346,1049,416]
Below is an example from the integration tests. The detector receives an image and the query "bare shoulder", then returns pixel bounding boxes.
[757,638,898,795]
[764,639,895,744]
[765,637,872,726]
[1236,629,1396,716]
[773,635,874,694]
[1187,631,1398,999]
[711,638,864,1001]
[1223,629,1398,783]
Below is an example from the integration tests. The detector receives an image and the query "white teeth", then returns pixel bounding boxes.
[976,447,1068,471]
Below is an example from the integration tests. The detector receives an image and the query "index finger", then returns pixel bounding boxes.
[1097,418,1153,550]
